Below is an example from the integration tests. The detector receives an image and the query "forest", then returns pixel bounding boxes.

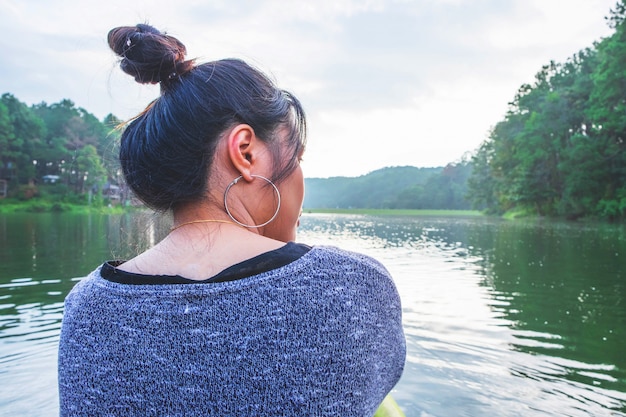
[2,1,626,218]
[303,164,472,210]
[466,2,626,221]
[0,94,122,206]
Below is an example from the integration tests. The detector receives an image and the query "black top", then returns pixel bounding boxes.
[101,242,312,285]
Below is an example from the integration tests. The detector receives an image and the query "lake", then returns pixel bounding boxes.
[0,211,625,416]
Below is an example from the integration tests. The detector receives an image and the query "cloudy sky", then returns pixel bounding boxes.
[0,0,617,178]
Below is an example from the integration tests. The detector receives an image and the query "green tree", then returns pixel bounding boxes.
[0,101,15,179]
[392,184,426,209]
[31,100,117,189]
[0,93,46,184]
[74,144,107,194]
[467,32,622,220]
[31,99,79,181]
[467,141,498,212]
[586,0,626,219]
[100,113,123,184]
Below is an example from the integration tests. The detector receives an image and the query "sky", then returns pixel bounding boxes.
[0,0,618,178]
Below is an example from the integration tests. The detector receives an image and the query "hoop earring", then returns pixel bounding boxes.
[223,175,281,228]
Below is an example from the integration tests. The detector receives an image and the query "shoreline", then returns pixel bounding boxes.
[0,199,133,214]
[304,208,483,216]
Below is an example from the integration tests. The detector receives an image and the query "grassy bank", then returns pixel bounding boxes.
[304,208,483,216]
[1,200,483,218]
[0,198,130,214]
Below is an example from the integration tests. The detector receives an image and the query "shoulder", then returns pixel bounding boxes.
[304,245,392,278]
[308,245,386,265]
[63,265,109,308]
[294,246,399,305]
[298,246,405,372]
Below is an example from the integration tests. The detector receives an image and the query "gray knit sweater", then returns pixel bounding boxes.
[58,245,406,416]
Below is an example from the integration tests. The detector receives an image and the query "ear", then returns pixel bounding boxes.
[226,124,256,182]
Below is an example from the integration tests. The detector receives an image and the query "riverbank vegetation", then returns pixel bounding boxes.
[0,94,128,211]
[0,198,129,214]
[305,208,481,217]
[467,2,626,222]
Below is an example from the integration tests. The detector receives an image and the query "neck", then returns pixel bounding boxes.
[170,203,259,237]
[170,219,240,232]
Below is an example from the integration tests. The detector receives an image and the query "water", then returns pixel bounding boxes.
[1,212,625,416]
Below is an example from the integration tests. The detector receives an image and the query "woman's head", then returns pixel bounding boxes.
[108,24,306,212]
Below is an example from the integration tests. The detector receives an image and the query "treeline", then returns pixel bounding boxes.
[467,1,626,221]
[0,93,121,203]
[0,92,474,211]
[303,163,472,210]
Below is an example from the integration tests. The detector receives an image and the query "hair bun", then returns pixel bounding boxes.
[108,24,193,85]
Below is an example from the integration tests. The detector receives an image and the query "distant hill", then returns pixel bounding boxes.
[304,166,447,209]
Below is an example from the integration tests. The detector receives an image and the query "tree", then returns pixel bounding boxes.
[100,113,123,183]
[466,26,625,220]
[467,141,498,212]
[585,1,626,219]
[0,101,16,180]
[0,93,126,205]
[30,100,117,188]
[74,144,107,194]
[0,94,46,184]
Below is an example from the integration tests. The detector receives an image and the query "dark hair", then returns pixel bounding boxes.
[108,24,307,212]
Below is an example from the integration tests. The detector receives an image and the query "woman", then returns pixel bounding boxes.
[58,23,405,416]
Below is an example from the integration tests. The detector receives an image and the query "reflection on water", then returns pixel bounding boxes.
[0,212,625,416]
[0,212,169,416]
